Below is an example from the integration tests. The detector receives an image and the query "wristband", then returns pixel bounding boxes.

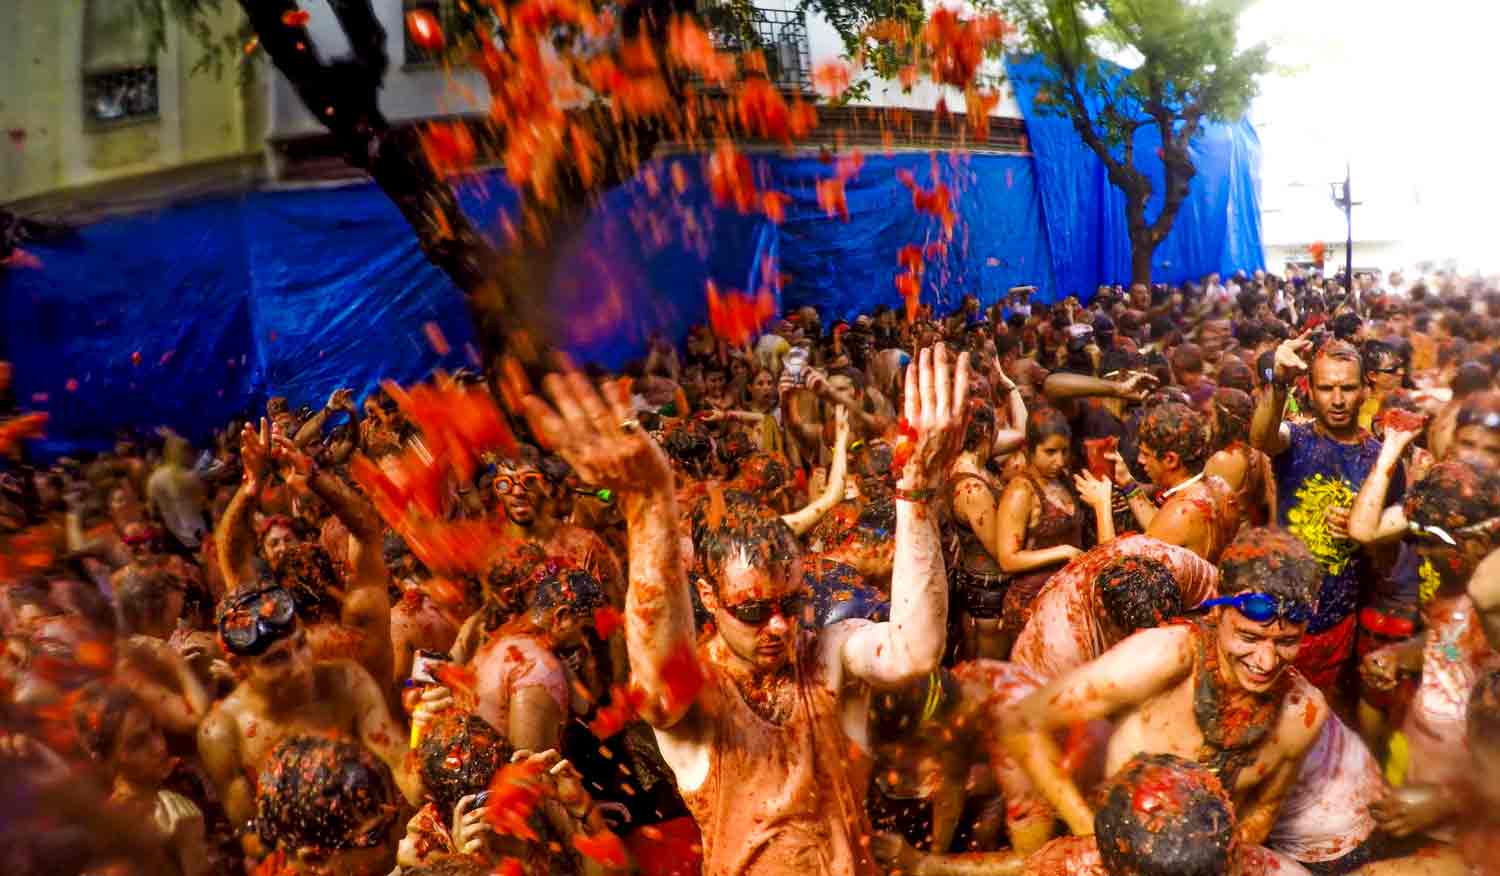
[894,487,937,503]
[1120,482,1141,499]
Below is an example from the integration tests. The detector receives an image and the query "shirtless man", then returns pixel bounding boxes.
[1010,535,1218,682]
[1002,528,1329,849]
[216,423,394,693]
[874,753,1310,876]
[515,343,966,876]
[1115,402,1241,564]
[196,589,420,854]
[489,452,625,611]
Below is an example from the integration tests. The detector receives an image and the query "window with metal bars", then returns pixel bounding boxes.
[699,1,812,92]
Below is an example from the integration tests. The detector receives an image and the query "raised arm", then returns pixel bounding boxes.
[1349,424,1418,545]
[1041,372,1152,404]
[994,361,1028,432]
[1469,546,1500,650]
[516,367,696,730]
[839,344,967,687]
[275,433,395,686]
[1000,625,1195,835]
[781,405,849,536]
[1251,338,1311,457]
[216,419,270,593]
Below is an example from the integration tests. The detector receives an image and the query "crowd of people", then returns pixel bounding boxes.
[4,266,1500,876]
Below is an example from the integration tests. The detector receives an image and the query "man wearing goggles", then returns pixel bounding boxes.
[1004,529,1382,872]
[515,343,969,876]
[485,455,626,618]
[196,582,422,854]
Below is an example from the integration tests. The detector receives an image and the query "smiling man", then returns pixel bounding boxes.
[1252,337,1400,700]
[1002,528,1329,851]
[1115,402,1241,564]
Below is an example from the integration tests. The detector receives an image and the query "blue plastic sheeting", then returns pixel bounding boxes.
[1005,55,1265,300]
[547,150,1055,369]
[766,152,1055,324]
[3,187,477,458]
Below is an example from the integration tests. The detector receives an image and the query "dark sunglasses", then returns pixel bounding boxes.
[723,594,807,626]
[1457,410,1500,431]
[218,586,297,657]
[1199,592,1311,626]
[492,472,546,496]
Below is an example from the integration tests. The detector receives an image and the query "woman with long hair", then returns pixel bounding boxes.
[992,408,1112,657]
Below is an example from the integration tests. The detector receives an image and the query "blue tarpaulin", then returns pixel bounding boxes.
[2,81,1259,454]
[1005,55,1265,299]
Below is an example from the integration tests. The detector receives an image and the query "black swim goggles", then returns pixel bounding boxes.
[218,585,297,657]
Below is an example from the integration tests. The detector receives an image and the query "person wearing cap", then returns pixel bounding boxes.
[1002,529,1330,855]
[196,582,422,856]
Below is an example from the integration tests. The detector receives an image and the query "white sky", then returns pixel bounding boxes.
[1239,0,1500,271]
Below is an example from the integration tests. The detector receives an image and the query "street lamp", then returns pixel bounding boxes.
[1329,162,1359,306]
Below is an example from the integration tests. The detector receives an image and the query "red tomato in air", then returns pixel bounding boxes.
[405,9,445,51]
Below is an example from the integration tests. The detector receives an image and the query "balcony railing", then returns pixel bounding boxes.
[699,2,812,93]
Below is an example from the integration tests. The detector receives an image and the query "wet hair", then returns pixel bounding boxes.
[256,735,398,853]
[661,423,714,476]
[1170,344,1204,376]
[735,453,790,496]
[1025,407,1072,450]
[1215,358,1253,393]
[417,713,514,814]
[1453,362,1493,400]
[1097,555,1185,634]
[1468,668,1500,746]
[717,429,757,472]
[963,400,997,452]
[1403,459,1500,536]
[482,541,549,628]
[1095,753,1233,876]
[1217,528,1320,614]
[1234,320,1265,348]
[274,541,342,622]
[691,492,802,588]
[74,682,143,761]
[1211,388,1253,449]
[526,560,607,615]
[1330,311,1363,341]
[1312,339,1364,382]
[1137,403,1210,474]
[867,670,961,746]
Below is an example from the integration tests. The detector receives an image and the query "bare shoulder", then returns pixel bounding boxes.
[1110,624,1196,669]
[1276,672,1329,752]
[196,698,242,758]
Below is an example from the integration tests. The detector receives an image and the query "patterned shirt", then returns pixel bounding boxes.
[1274,423,1402,633]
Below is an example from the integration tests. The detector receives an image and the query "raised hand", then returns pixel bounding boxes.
[239,418,271,487]
[327,388,355,412]
[1074,470,1113,511]
[1274,338,1314,385]
[270,433,313,478]
[899,342,970,488]
[1115,372,1157,401]
[512,359,674,498]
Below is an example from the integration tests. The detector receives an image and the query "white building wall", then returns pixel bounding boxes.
[267,0,1021,142]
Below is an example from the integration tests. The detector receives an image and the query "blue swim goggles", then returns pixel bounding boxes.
[1197,592,1312,625]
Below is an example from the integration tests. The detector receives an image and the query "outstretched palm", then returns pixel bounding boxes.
[513,363,674,496]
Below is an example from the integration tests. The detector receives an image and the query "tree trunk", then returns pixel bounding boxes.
[1129,235,1154,287]
[239,0,665,361]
